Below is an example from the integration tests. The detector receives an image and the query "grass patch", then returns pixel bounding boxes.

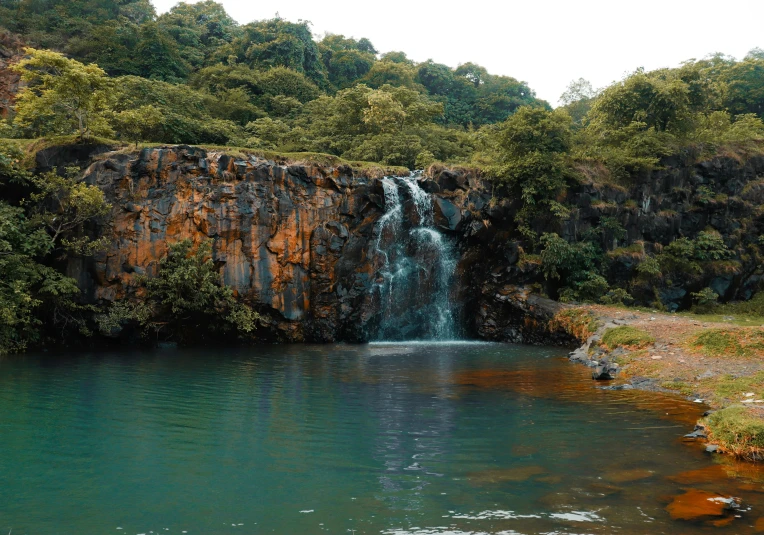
[600,326,655,350]
[703,372,764,402]
[549,308,600,342]
[687,328,764,357]
[703,405,764,460]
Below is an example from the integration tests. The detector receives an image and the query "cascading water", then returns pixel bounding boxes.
[371,173,459,341]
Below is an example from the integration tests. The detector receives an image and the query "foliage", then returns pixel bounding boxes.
[157,0,240,70]
[218,17,328,88]
[539,232,607,302]
[12,48,114,139]
[98,239,262,344]
[27,167,111,255]
[600,288,634,306]
[110,75,242,144]
[600,326,655,350]
[0,174,107,353]
[319,34,377,90]
[559,78,597,126]
[691,287,720,307]
[111,105,163,146]
[708,292,764,318]
[488,107,573,237]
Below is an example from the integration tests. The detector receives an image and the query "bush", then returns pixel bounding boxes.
[600,326,655,350]
[98,239,262,344]
[691,287,720,311]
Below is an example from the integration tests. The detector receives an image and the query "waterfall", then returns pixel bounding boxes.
[371,173,458,341]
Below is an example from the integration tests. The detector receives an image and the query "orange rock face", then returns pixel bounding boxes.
[82,147,396,341]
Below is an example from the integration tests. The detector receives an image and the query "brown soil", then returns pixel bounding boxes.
[584,305,764,404]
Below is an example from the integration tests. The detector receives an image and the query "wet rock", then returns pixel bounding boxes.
[592,363,619,380]
[668,464,729,485]
[706,444,721,454]
[665,489,740,521]
[433,197,462,231]
[603,468,655,483]
[683,429,708,440]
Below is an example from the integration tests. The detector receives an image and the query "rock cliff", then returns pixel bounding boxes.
[67,145,764,345]
[0,31,23,120]
[74,146,491,342]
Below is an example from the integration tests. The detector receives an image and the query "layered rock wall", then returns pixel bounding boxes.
[68,145,764,345]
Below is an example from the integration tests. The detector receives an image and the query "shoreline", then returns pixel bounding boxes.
[558,304,764,461]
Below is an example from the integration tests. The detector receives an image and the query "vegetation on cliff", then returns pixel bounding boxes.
[0,141,108,353]
[97,239,262,344]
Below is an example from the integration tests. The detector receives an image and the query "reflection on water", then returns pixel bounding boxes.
[1,343,764,534]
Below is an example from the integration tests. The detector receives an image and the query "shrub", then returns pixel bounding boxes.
[600,288,635,305]
[600,326,655,350]
[691,287,719,309]
[98,239,262,344]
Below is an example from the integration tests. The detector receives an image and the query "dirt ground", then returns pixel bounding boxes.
[583,305,764,408]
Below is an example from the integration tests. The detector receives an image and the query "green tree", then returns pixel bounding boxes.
[12,48,114,139]
[135,22,190,81]
[725,57,764,118]
[489,107,573,238]
[318,34,378,89]
[220,17,328,87]
[111,105,164,146]
[559,78,597,126]
[28,167,111,255]
[0,201,82,354]
[157,0,240,70]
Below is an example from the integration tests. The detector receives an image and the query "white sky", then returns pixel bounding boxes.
[152,0,764,106]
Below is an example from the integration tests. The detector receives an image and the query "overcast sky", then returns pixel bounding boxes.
[152,0,764,106]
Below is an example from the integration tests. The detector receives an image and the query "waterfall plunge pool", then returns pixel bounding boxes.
[3,343,764,534]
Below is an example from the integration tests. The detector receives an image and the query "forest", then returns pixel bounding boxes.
[2,0,764,351]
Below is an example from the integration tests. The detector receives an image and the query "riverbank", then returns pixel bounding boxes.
[561,304,764,460]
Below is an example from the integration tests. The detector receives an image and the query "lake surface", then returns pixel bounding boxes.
[2,342,764,534]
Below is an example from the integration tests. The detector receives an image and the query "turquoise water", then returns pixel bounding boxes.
[2,343,764,534]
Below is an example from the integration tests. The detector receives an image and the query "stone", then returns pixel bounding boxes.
[468,465,546,484]
[592,364,618,380]
[603,468,654,483]
[665,489,739,521]
[667,464,729,485]
[433,197,462,231]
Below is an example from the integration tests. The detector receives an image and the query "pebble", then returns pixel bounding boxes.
[651,355,663,360]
